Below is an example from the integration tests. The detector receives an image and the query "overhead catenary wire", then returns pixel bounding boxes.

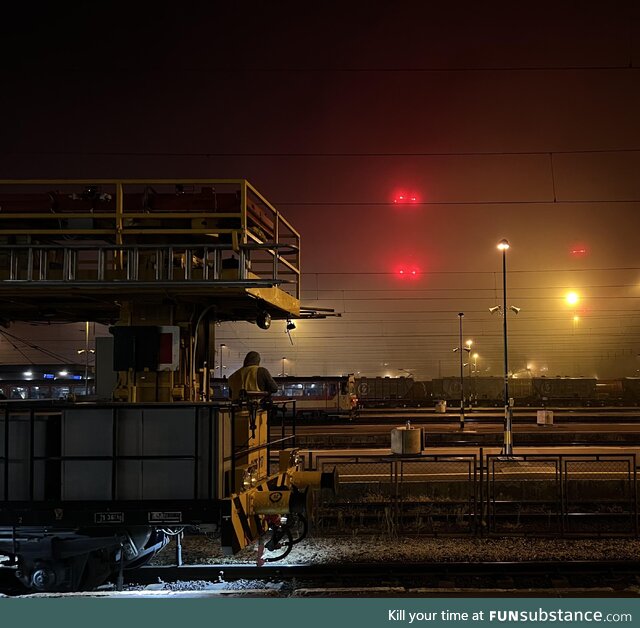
[0,329,71,363]
[4,147,640,158]
[304,267,640,275]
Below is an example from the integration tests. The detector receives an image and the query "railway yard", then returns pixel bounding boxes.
[0,179,637,600]
[5,406,640,597]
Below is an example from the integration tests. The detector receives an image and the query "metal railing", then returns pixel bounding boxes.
[310,451,638,538]
[0,179,301,298]
[314,454,478,536]
[0,242,297,290]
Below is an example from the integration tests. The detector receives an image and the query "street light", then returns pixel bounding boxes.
[452,313,470,430]
[465,340,473,380]
[565,292,579,306]
[496,238,514,455]
[281,357,287,377]
[219,343,226,378]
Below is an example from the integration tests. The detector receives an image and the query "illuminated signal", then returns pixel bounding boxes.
[396,265,421,279]
[393,190,420,204]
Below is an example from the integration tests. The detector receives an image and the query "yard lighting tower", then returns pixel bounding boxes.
[497,238,513,455]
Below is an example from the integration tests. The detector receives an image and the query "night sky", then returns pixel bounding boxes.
[1,2,639,379]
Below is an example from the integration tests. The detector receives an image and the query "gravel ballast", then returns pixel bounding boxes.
[151,534,640,566]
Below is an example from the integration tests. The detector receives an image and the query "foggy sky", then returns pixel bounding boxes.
[1,1,639,379]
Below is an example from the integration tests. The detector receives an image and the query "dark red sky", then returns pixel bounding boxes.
[1,1,639,378]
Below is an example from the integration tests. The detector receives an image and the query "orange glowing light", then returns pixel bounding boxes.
[565,292,579,305]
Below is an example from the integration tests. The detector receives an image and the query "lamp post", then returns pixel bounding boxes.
[281,357,287,377]
[76,321,95,396]
[497,238,512,456]
[219,343,226,378]
[471,351,479,405]
[84,321,89,396]
[454,313,469,430]
[466,340,473,381]
[572,315,579,376]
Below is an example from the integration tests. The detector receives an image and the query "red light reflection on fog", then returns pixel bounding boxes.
[570,244,589,257]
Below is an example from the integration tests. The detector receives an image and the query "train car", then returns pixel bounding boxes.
[355,376,414,407]
[471,377,505,404]
[273,375,357,419]
[431,376,521,406]
[622,378,640,405]
[508,377,534,404]
[0,364,94,400]
[211,375,357,419]
[403,379,433,406]
[595,379,624,404]
[532,377,597,405]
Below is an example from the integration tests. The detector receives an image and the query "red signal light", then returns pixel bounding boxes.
[393,190,420,205]
[396,265,421,279]
[570,244,588,257]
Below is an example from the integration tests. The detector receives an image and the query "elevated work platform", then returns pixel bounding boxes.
[0,179,300,323]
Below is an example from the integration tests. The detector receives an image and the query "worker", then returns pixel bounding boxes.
[228,351,279,401]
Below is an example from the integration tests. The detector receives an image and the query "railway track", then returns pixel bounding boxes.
[123,561,640,596]
[286,410,640,427]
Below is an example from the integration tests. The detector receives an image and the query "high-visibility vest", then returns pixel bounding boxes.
[228,365,260,400]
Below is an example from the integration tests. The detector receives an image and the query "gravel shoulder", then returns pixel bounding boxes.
[152,533,640,566]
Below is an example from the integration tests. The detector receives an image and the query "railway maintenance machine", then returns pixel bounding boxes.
[0,179,337,592]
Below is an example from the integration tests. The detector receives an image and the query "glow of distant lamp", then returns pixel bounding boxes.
[465,340,473,347]
[497,239,510,250]
[573,315,580,322]
[472,353,479,359]
[566,292,579,305]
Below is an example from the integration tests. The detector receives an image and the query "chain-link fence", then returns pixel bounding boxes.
[563,455,637,536]
[486,455,562,535]
[313,454,478,536]
[298,451,638,538]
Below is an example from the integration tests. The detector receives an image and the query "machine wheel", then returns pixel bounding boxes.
[262,526,293,562]
[282,513,308,545]
[123,529,169,570]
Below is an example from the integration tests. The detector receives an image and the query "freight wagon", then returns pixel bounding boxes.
[355,376,414,407]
